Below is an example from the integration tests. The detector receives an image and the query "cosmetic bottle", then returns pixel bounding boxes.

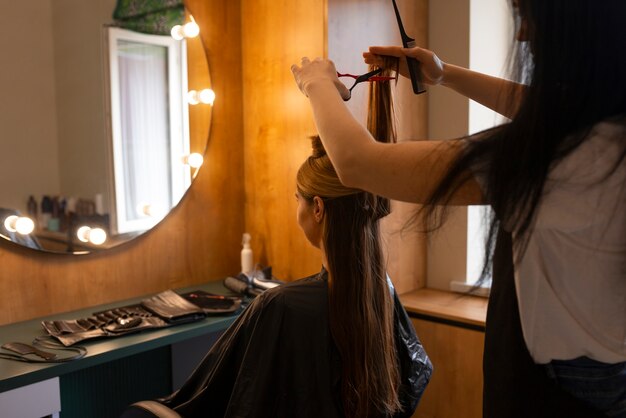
[40,196,52,230]
[26,196,38,221]
[241,233,253,275]
[48,197,60,232]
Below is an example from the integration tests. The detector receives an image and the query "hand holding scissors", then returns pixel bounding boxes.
[336,68,396,100]
[291,57,396,102]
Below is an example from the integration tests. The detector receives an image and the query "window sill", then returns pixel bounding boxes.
[449,280,491,297]
[399,288,487,329]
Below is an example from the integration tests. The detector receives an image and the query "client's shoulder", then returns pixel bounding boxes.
[254,270,328,317]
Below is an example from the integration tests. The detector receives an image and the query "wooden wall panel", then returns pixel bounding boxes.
[412,318,484,418]
[241,0,327,281]
[240,0,430,286]
[0,0,245,325]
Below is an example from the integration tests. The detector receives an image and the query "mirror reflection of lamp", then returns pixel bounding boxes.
[171,15,199,41]
[137,203,166,220]
[186,88,215,106]
[3,215,35,235]
[76,225,107,246]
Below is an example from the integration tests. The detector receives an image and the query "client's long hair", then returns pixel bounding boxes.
[296,64,399,417]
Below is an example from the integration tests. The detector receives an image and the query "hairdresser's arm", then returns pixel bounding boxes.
[292,58,483,206]
[364,46,525,119]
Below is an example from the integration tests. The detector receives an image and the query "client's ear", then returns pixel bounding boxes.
[312,196,325,223]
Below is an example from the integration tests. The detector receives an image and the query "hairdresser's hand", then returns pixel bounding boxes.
[291,57,351,101]
[363,46,445,85]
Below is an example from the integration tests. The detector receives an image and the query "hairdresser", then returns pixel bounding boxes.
[291,0,625,416]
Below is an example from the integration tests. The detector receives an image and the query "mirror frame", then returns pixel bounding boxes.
[0,3,212,255]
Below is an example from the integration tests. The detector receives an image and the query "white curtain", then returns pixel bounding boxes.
[117,40,171,222]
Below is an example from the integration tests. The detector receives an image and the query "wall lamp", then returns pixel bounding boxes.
[4,215,35,235]
[187,88,215,106]
[183,152,204,179]
[183,152,204,168]
[76,226,107,246]
[171,16,199,40]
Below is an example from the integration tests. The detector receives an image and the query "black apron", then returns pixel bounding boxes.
[483,229,605,417]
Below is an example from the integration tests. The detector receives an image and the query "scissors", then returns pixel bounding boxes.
[391,0,426,94]
[336,68,396,100]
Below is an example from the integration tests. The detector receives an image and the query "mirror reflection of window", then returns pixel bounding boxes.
[108,27,190,234]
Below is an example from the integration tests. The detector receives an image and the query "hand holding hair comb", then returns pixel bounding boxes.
[391,0,426,94]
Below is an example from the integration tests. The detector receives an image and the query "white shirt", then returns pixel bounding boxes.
[514,120,626,364]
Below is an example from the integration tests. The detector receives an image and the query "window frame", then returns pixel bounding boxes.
[106,27,190,234]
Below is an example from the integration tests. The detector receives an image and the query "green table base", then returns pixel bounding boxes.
[61,346,171,418]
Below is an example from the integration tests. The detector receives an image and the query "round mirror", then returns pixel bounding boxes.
[0,0,211,254]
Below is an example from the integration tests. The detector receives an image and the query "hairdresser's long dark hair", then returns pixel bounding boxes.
[425,0,626,280]
[296,67,399,417]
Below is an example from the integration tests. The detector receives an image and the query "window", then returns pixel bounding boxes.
[427,0,513,296]
[107,27,190,234]
[460,0,512,292]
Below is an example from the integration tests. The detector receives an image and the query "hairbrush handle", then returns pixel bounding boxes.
[224,276,263,297]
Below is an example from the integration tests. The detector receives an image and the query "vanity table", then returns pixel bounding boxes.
[0,281,240,418]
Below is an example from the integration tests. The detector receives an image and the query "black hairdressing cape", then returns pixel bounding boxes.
[160,269,432,417]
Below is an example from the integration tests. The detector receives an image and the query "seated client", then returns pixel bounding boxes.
[123,135,432,418]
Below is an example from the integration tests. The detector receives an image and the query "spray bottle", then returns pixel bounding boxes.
[241,233,253,275]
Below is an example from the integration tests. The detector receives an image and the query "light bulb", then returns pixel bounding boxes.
[187,90,200,105]
[170,25,185,41]
[89,228,107,245]
[76,226,107,245]
[198,88,216,105]
[4,215,35,235]
[15,217,35,235]
[183,21,199,38]
[76,226,91,242]
[137,203,151,217]
[186,153,204,168]
[4,216,18,232]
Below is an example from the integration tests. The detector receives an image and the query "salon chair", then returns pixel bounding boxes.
[120,400,181,418]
